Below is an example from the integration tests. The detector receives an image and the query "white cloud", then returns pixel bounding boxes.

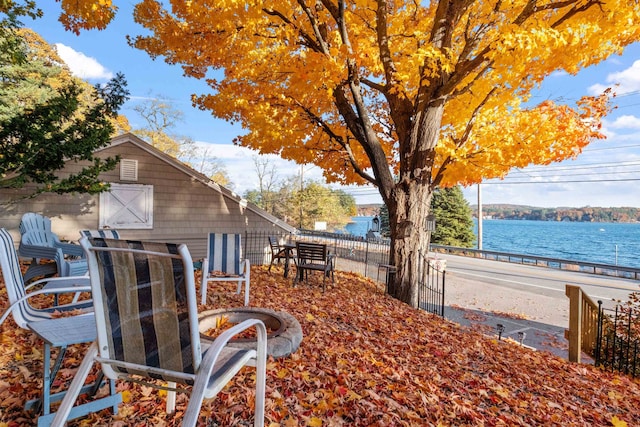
[54,43,114,80]
[193,142,384,204]
[588,83,609,95]
[609,115,640,130]
[194,142,324,194]
[461,138,640,208]
[550,70,568,78]
[204,138,640,208]
[462,179,640,208]
[588,60,640,95]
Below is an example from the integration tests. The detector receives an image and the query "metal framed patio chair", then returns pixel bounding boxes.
[0,228,113,425]
[79,229,120,239]
[295,242,336,292]
[200,233,251,306]
[268,236,288,272]
[0,228,92,328]
[51,237,267,427]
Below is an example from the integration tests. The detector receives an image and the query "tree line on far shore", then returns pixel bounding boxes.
[473,205,640,223]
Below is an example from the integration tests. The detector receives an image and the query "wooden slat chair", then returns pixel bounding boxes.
[295,242,336,292]
[18,213,86,282]
[51,237,267,427]
[200,233,251,306]
[268,236,288,272]
[79,229,120,239]
[19,213,85,282]
[19,230,88,282]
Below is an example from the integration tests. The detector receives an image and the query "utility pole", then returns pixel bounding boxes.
[477,183,483,250]
[299,165,304,229]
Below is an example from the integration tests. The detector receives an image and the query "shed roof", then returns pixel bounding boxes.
[102,133,297,234]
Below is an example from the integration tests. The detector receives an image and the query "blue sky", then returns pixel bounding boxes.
[30,4,640,208]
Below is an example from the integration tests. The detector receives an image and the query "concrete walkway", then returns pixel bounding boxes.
[361,252,637,360]
[442,270,571,359]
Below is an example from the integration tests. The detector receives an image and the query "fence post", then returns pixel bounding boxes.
[595,300,603,366]
[566,284,583,363]
[441,270,446,317]
[364,240,369,278]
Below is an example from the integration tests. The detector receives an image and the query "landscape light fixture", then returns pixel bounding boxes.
[496,324,505,340]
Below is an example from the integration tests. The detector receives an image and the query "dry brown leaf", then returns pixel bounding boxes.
[1,266,640,426]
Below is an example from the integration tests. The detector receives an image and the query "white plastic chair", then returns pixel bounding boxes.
[200,233,251,306]
[51,237,267,427]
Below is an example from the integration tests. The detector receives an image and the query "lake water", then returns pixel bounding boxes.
[477,219,640,269]
[344,216,376,237]
[345,216,640,269]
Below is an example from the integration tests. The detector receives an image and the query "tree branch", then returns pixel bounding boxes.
[292,97,377,184]
[432,85,498,186]
[263,7,326,53]
[375,0,397,90]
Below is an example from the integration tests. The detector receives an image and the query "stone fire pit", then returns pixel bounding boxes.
[198,307,303,359]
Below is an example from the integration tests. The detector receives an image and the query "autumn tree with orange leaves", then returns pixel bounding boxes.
[52,0,638,307]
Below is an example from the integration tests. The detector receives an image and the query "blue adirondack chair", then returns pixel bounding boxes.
[0,228,92,327]
[18,213,87,282]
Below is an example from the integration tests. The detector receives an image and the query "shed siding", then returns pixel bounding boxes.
[0,134,294,259]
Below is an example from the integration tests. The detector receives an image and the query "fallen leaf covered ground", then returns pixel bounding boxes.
[1,266,640,426]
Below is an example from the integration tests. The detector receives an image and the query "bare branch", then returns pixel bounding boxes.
[375,0,397,89]
[292,97,377,184]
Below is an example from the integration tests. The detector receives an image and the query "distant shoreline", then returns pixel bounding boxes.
[477,217,640,223]
[471,204,640,223]
[356,203,640,223]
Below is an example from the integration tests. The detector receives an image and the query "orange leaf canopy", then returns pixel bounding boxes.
[57,0,638,189]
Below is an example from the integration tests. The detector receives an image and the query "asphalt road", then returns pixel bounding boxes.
[436,253,640,359]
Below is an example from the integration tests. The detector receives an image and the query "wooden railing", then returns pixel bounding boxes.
[565,284,602,362]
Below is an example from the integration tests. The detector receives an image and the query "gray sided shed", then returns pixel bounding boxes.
[0,133,296,260]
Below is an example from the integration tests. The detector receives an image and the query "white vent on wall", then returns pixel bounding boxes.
[120,159,138,181]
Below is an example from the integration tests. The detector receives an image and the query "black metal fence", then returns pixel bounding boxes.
[243,230,295,266]
[243,230,446,316]
[243,229,391,281]
[417,250,446,316]
[595,301,640,378]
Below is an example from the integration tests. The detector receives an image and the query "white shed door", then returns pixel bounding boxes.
[100,184,154,229]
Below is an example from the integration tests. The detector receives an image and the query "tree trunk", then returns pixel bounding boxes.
[386,182,433,307]
[386,102,444,308]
